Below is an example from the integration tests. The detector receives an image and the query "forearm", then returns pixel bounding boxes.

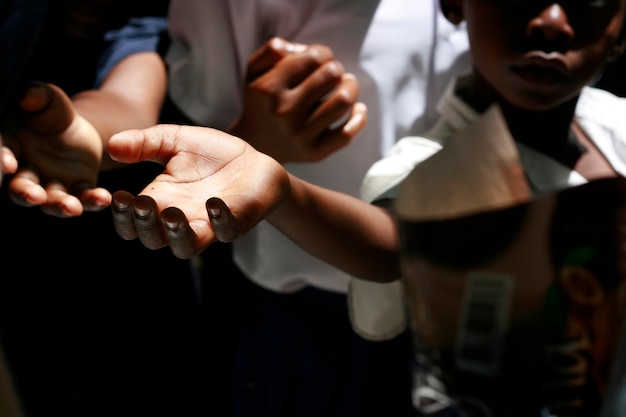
[73,52,167,170]
[268,174,401,282]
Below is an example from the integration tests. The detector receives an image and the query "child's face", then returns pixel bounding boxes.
[457,0,626,111]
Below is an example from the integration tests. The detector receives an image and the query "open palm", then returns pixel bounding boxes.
[108,124,289,258]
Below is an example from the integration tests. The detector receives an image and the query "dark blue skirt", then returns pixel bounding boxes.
[232,275,416,417]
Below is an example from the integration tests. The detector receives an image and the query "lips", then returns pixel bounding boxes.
[511,54,570,86]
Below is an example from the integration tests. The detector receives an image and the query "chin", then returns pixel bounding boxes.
[504,91,577,113]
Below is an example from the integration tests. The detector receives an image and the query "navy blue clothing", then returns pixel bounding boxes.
[233,272,417,417]
[0,3,213,416]
[0,0,49,124]
[94,16,168,88]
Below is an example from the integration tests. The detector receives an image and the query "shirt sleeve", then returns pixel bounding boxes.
[94,16,168,88]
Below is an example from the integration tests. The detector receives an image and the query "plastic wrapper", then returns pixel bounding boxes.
[395,106,626,416]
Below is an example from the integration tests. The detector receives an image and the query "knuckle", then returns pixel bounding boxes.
[320,61,343,81]
[308,44,333,60]
[249,78,281,97]
[275,94,298,116]
[302,45,331,66]
[333,88,354,106]
[267,36,284,51]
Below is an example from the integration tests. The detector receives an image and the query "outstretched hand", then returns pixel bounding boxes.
[3,82,110,217]
[107,124,290,259]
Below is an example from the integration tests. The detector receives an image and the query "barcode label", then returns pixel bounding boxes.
[455,272,513,377]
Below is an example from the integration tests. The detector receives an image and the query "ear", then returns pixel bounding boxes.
[608,24,626,62]
[440,0,464,25]
[608,39,626,63]
[559,266,604,307]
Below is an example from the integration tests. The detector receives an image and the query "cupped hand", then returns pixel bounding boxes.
[4,82,110,217]
[108,124,290,259]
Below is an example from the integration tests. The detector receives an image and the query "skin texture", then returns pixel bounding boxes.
[2,51,167,216]
[443,0,626,167]
[107,124,399,282]
[108,1,626,283]
[0,135,17,186]
[108,125,291,256]
[6,82,107,216]
[461,0,626,112]
[230,37,366,163]
[1,36,364,217]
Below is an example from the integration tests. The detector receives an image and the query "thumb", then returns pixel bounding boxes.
[107,124,183,165]
[21,82,75,135]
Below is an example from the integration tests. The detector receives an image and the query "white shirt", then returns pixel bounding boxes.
[166,0,471,293]
[350,77,626,340]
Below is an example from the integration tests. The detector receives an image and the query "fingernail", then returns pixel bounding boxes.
[114,200,129,210]
[343,103,366,133]
[285,43,307,53]
[134,206,151,218]
[163,218,179,230]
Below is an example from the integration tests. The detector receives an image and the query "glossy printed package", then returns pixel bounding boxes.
[393,106,626,416]
[399,178,626,416]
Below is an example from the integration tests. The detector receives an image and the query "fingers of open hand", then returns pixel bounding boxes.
[129,195,169,250]
[111,192,213,258]
[162,207,211,259]
[206,197,242,242]
[0,146,18,175]
[107,129,149,164]
[112,190,140,240]
[8,169,47,207]
[8,165,106,216]
[72,183,112,212]
[40,180,84,217]
[206,168,287,242]
[108,124,192,166]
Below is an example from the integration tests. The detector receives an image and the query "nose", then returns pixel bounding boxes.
[526,3,574,43]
